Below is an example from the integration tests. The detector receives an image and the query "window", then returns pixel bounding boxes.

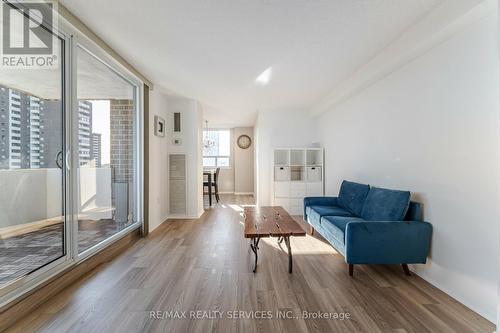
[203,129,231,167]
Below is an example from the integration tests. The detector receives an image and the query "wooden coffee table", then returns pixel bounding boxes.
[244,206,306,273]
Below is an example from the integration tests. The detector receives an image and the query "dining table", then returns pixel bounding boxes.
[203,169,216,206]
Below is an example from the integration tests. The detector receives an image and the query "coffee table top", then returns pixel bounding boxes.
[244,206,306,238]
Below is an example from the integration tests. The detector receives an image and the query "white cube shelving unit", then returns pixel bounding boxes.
[273,148,324,216]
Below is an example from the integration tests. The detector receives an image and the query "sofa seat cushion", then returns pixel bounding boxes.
[360,187,411,221]
[306,206,354,224]
[337,180,370,216]
[321,216,365,244]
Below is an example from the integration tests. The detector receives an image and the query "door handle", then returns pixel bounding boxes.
[55,151,63,169]
[65,149,71,171]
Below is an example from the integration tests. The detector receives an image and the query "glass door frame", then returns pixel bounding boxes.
[0,10,74,306]
[0,7,144,307]
[71,34,144,262]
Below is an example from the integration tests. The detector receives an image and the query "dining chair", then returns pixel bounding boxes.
[214,167,220,202]
[203,167,221,203]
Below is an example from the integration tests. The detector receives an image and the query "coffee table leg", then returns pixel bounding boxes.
[250,237,260,273]
[284,236,292,273]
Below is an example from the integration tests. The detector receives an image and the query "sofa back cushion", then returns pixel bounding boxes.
[361,186,411,221]
[337,180,370,216]
[405,202,423,221]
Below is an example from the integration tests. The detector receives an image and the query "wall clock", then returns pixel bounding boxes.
[237,134,252,149]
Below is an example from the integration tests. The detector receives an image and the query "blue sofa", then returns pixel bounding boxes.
[303,180,432,276]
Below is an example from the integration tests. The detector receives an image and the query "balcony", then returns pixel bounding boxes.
[0,167,120,286]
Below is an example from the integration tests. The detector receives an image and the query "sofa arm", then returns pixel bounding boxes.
[345,221,432,265]
[303,196,338,220]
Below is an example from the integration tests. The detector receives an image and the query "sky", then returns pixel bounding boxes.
[90,100,111,165]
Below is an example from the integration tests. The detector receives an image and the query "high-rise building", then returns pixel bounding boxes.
[0,85,61,170]
[90,133,102,167]
[42,100,94,167]
[28,96,42,169]
[8,89,23,169]
[0,84,98,170]
[78,100,92,166]
[0,86,10,169]
[0,87,43,169]
[39,100,63,169]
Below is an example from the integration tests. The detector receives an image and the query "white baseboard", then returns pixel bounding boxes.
[214,191,254,195]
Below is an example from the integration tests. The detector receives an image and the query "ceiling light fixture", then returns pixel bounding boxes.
[203,120,215,149]
[255,67,272,85]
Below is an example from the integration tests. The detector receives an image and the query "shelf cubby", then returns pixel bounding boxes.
[290,149,305,166]
[306,149,323,166]
[273,148,324,216]
[290,166,305,181]
[275,166,290,181]
[306,166,322,182]
[274,149,289,166]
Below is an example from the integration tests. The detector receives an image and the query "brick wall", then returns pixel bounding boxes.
[110,99,134,183]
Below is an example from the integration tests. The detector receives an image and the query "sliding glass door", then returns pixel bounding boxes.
[0,20,66,287]
[0,2,142,305]
[75,45,139,254]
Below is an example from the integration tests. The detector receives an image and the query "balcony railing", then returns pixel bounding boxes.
[0,167,113,229]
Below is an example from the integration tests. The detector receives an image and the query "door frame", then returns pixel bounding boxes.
[0,14,74,308]
[71,32,144,262]
[0,5,144,308]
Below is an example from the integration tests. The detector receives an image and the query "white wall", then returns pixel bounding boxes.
[205,127,255,194]
[196,103,204,215]
[0,169,55,227]
[234,127,254,194]
[216,128,235,193]
[497,3,500,329]
[218,168,235,193]
[148,88,169,232]
[46,169,63,219]
[317,13,499,322]
[166,97,204,218]
[254,109,318,205]
[78,168,112,220]
[0,168,113,228]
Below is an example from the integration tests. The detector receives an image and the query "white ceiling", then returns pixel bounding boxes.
[0,26,133,100]
[61,0,443,127]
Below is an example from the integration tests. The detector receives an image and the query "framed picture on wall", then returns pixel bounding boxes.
[154,115,165,137]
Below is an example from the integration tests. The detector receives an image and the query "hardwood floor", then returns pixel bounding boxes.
[5,195,494,332]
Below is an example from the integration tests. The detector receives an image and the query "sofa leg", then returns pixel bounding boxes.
[349,264,354,277]
[310,226,314,236]
[402,264,411,276]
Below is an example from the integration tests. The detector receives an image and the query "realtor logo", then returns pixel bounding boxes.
[1,0,58,68]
